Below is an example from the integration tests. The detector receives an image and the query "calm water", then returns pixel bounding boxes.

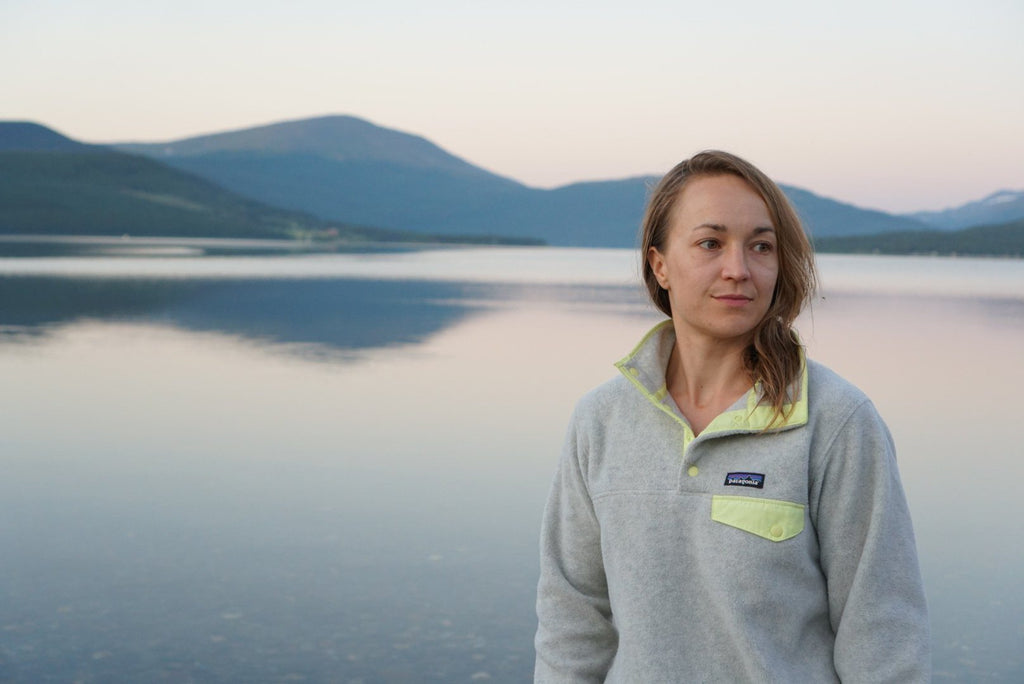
[1,246,1022,682]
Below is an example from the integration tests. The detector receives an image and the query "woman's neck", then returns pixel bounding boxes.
[666,326,753,435]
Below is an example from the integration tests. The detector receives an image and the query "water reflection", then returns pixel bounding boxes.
[1,251,1023,682]
[0,277,482,357]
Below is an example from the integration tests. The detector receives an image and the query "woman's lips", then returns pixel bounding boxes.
[713,294,753,307]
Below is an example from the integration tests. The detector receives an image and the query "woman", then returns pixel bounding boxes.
[534,151,930,682]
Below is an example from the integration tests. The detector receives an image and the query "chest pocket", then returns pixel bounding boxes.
[711,495,805,542]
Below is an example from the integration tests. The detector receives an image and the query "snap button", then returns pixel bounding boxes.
[687,466,699,477]
[769,524,784,539]
[732,415,742,424]
[629,367,639,377]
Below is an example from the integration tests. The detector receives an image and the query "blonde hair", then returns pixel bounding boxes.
[640,150,817,424]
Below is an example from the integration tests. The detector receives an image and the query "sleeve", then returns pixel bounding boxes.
[534,408,617,683]
[810,398,931,683]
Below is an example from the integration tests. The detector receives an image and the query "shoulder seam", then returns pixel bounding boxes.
[818,396,874,464]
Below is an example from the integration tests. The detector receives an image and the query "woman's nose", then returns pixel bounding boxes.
[721,245,750,280]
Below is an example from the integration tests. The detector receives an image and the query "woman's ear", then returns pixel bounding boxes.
[647,246,669,290]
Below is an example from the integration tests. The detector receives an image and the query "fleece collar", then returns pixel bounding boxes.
[614,320,808,438]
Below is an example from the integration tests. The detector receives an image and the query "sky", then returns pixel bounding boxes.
[2,0,1022,213]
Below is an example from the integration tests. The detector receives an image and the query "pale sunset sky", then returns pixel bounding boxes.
[2,0,1021,213]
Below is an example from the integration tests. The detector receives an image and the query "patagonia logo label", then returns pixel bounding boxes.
[724,472,765,489]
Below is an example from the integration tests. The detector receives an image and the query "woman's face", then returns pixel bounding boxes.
[647,174,779,346]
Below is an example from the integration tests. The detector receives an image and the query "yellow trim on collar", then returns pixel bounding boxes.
[617,319,674,362]
[705,355,808,434]
[615,321,808,436]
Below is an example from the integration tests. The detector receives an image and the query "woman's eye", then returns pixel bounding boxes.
[752,242,774,253]
[698,239,719,250]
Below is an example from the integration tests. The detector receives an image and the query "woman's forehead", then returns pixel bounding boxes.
[671,175,773,228]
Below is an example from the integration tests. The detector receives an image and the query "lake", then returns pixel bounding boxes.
[1,244,1022,682]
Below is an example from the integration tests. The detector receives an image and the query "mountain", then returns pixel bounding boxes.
[118,115,533,239]
[904,190,1024,230]
[0,122,449,242]
[0,121,95,152]
[780,185,931,238]
[118,115,515,181]
[814,217,1024,257]
[115,115,936,247]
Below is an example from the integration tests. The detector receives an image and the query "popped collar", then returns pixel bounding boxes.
[614,318,808,451]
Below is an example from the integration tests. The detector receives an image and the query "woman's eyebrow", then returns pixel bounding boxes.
[692,223,727,232]
[691,223,775,233]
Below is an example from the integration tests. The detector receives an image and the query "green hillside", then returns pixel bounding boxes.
[0,148,345,239]
[814,218,1024,257]
[0,147,539,244]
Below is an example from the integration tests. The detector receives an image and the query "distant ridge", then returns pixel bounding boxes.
[905,189,1024,230]
[7,117,1019,254]
[119,114,518,182]
[815,216,1024,258]
[0,121,95,152]
[115,115,941,247]
[771,185,930,238]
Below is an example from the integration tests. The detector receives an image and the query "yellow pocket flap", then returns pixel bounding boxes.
[711,495,805,542]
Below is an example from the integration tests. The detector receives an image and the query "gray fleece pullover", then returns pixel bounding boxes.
[535,321,930,682]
